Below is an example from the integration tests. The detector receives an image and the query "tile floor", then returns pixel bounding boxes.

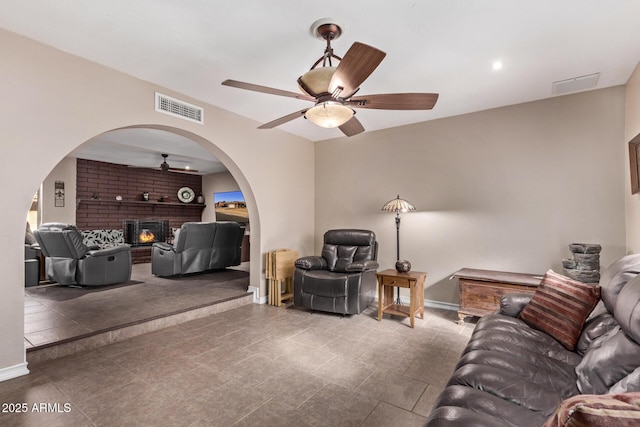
[24,263,251,349]
[3,301,476,426]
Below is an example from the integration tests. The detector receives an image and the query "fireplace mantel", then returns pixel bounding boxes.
[77,198,205,208]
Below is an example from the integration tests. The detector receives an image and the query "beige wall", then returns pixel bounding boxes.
[1,25,635,381]
[625,61,640,252]
[0,29,314,378]
[316,87,626,307]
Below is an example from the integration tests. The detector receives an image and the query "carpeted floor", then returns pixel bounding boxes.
[24,262,250,349]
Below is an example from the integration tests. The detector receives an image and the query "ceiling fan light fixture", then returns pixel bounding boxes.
[305,101,354,128]
[298,66,336,97]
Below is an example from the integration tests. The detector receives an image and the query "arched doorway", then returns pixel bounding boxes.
[22,125,263,356]
[2,29,316,381]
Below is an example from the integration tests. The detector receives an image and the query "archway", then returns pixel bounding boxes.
[21,124,263,352]
[95,124,262,293]
[2,29,317,381]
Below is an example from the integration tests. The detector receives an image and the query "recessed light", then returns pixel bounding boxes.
[492,61,503,71]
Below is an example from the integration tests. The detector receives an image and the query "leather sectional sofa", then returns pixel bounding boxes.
[425,254,640,426]
[151,221,244,277]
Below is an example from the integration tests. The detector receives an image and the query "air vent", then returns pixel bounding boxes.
[155,92,204,124]
[552,73,600,95]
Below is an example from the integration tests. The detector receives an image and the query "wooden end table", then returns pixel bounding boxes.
[376,269,427,328]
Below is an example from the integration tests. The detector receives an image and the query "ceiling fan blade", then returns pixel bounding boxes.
[127,165,199,174]
[329,42,386,99]
[348,93,439,110]
[258,108,309,129]
[222,79,315,101]
[339,116,365,137]
[168,168,200,175]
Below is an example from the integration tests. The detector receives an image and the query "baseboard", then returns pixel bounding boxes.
[248,286,267,304]
[425,299,459,312]
[383,295,459,312]
[0,362,29,382]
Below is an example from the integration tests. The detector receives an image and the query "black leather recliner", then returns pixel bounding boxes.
[33,223,132,286]
[293,229,379,315]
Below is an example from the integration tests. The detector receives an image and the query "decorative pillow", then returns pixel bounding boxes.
[81,229,125,248]
[519,270,601,350]
[543,392,640,427]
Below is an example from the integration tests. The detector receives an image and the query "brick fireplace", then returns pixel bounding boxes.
[76,159,205,263]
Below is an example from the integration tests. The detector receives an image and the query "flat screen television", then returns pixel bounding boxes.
[214,190,249,223]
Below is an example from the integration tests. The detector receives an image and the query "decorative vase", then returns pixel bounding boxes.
[142,191,149,201]
[197,193,204,204]
[395,260,411,273]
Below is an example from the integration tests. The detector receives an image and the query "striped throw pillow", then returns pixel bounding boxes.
[519,270,600,350]
[544,393,640,427]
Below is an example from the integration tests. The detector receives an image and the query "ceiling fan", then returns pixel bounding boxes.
[158,153,198,173]
[222,19,439,137]
[130,153,198,174]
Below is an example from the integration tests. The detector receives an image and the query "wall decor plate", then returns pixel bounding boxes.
[177,187,195,203]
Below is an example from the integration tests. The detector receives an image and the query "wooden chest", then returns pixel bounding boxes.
[452,268,542,324]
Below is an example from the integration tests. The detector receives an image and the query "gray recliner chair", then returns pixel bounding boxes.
[293,229,379,315]
[33,223,132,286]
[151,221,244,277]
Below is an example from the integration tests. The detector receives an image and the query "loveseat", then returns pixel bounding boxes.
[425,254,640,426]
[151,221,244,277]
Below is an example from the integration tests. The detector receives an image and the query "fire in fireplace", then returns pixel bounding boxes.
[139,228,156,244]
[123,219,169,246]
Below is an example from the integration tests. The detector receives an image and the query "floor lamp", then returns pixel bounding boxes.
[381,195,416,304]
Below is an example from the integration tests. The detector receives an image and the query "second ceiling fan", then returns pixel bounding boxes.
[222,19,439,137]
[158,153,198,173]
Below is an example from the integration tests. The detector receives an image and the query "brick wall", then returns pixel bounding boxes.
[76,158,204,232]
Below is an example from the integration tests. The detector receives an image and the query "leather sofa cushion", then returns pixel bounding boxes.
[575,311,619,356]
[469,314,582,366]
[450,314,580,417]
[426,406,518,427]
[615,274,640,342]
[431,385,548,427]
[299,270,348,298]
[543,392,640,427]
[610,367,640,393]
[599,254,640,313]
[576,328,640,394]
[322,244,357,272]
[519,270,600,350]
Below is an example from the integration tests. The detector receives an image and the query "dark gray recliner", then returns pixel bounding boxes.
[151,221,244,277]
[294,229,379,315]
[33,223,132,286]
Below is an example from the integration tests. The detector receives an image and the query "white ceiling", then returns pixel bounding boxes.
[3,1,640,172]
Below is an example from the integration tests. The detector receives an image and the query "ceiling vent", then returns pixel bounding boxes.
[552,73,600,95]
[155,92,204,124]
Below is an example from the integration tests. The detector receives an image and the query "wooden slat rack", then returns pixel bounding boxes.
[266,249,299,306]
